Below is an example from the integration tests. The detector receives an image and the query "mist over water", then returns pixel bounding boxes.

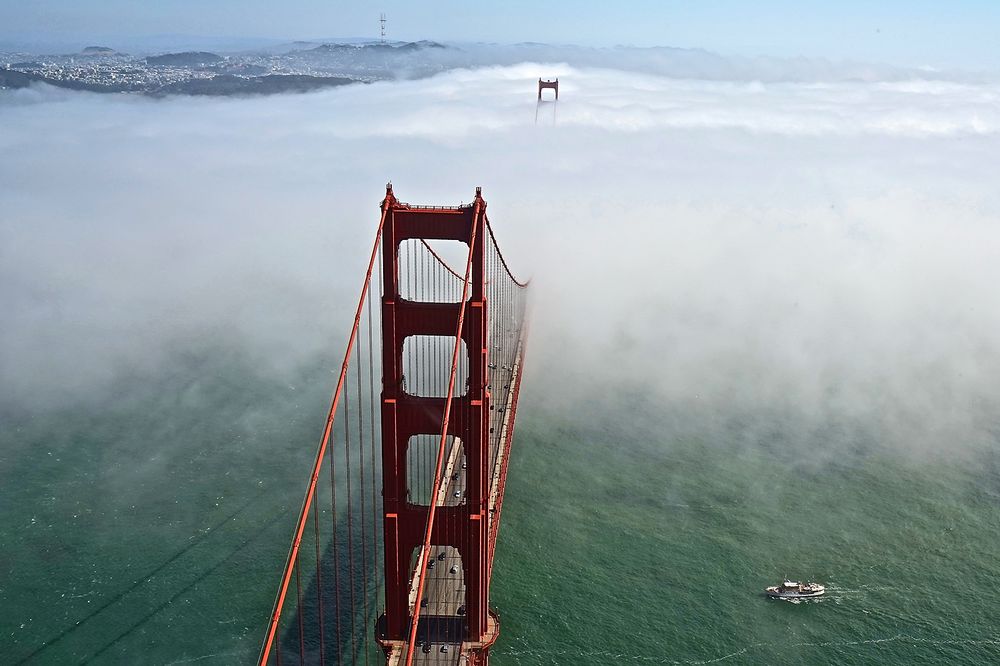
[3,55,1000,663]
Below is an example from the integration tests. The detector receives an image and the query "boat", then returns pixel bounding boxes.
[765,580,825,599]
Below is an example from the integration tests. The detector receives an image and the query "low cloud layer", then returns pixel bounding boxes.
[332,42,1000,85]
[3,59,1000,457]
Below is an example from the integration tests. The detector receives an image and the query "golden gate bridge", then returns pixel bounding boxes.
[258,185,529,665]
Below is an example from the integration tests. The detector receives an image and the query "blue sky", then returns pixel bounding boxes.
[2,1,999,68]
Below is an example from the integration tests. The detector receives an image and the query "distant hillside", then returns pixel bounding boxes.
[397,40,446,51]
[0,67,136,92]
[81,46,116,56]
[0,67,359,97]
[146,51,223,67]
[309,40,446,53]
[0,68,35,89]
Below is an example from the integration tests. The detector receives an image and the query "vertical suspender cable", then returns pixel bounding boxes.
[343,372,358,662]
[368,247,379,624]
[355,336,370,666]
[294,561,305,664]
[328,424,342,662]
[312,501,325,665]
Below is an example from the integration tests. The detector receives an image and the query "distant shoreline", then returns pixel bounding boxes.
[1,67,361,97]
[0,42,447,97]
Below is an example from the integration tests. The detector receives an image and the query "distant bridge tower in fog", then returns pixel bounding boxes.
[380,13,387,44]
[537,78,559,100]
[258,184,530,665]
[535,78,559,126]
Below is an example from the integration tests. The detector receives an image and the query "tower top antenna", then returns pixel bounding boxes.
[380,13,387,44]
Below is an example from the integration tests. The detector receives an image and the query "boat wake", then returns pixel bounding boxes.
[772,595,826,605]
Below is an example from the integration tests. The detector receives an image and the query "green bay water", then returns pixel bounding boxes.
[492,395,1000,665]
[3,350,1000,664]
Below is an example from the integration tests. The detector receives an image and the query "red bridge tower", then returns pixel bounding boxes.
[377,187,499,663]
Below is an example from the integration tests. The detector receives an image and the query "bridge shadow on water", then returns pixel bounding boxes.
[274,510,383,665]
[15,495,283,665]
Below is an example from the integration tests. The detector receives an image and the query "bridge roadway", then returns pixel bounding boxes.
[407,436,467,666]
[386,336,523,665]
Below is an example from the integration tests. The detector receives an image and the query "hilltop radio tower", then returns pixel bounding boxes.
[380,13,387,44]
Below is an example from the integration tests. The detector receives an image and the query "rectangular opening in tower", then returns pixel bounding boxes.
[407,434,466,506]
[401,335,469,398]
[397,238,469,303]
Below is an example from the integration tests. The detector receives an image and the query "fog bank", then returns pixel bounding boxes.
[3,61,999,457]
